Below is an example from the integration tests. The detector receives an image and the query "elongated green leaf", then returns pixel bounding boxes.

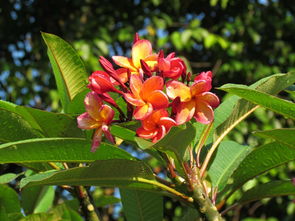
[0,173,24,184]
[50,204,83,221]
[20,160,162,193]
[0,138,135,163]
[20,107,84,138]
[0,108,43,142]
[21,186,55,215]
[0,184,21,214]
[42,32,88,113]
[220,86,295,120]
[207,141,252,191]
[111,124,137,143]
[222,142,295,198]
[0,100,84,139]
[20,213,56,221]
[154,122,196,161]
[120,189,163,221]
[254,128,295,148]
[238,180,295,205]
[94,195,120,207]
[215,72,295,141]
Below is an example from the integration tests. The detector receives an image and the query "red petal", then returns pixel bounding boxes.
[141,76,164,99]
[158,117,177,131]
[190,80,212,96]
[199,92,220,108]
[175,100,196,125]
[194,100,214,124]
[146,90,169,109]
[136,127,157,139]
[166,80,191,102]
[124,93,145,106]
[133,103,153,120]
[91,128,103,152]
[102,125,115,144]
[129,74,143,98]
[152,126,166,143]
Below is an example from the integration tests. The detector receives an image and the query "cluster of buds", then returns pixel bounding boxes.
[77,34,219,151]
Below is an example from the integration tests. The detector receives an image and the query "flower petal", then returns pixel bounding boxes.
[77,113,100,129]
[166,80,191,102]
[84,92,103,120]
[146,90,169,109]
[115,68,128,84]
[102,124,115,144]
[132,40,152,68]
[136,127,157,139]
[194,71,212,83]
[175,100,196,125]
[133,103,153,120]
[194,100,214,124]
[129,74,143,98]
[124,93,145,106]
[152,125,166,143]
[190,80,211,96]
[91,128,103,152]
[99,105,114,124]
[141,76,164,99]
[158,117,177,131]
[199,92,220,108]
[141,109,168,130]
[112,56,136,71]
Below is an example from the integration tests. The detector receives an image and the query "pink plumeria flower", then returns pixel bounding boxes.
[77,92,115,152]
[166,71,219,125]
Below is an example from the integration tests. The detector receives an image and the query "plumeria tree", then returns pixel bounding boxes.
[0,33,295,221]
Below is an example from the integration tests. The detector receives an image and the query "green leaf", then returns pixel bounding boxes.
[222,142,295,198]
[0,108,43,142]
[111,124,137,143]
[20,160,158,191]
[154,122,196,161]
[0,173,23,184]
[181,207,200,221]
[50,204,83,221]
[254,128,295,148]
[20,213,56,221]
[0,138,135,163]
[21,186,55,215]
[215,72,295,145]
[20,107,84,138]
[238,180,295,205]
[94,195,120,207]
[0,184,21,214]
[219,86,295,120]
[42,32,88,113]
[120,189,163,221]
[207,141,252,191]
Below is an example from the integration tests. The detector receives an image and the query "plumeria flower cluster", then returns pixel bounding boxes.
[77,34,219,151]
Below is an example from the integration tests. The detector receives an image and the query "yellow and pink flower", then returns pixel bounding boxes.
[77,92,115,152]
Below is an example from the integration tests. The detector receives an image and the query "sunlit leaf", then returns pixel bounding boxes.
[42,32,88,113]
[0,138,135,163]
[221,142,295,199]
[220,86,295,120]
[207,141,252,191]
[254,128,295,148]
[21,186,55,215]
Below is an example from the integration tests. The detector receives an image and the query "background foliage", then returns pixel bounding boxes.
[0,0,294,220]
